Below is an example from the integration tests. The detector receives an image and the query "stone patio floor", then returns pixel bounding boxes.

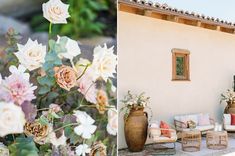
[119,134,235,156]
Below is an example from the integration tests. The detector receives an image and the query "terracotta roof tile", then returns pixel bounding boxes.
[120,0,235,29]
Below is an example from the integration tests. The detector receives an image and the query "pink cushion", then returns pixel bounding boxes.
[160,121,171,138]
[198,114,210,126]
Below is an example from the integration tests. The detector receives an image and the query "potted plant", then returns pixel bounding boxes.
[221,89,235,113]
[120,91,150,152]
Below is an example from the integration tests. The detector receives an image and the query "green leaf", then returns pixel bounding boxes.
[8,136,39,156]
[47,92,59,101]
[38,86,50,95]
[39,116,49,125]
[50,112,61,119]
[37,76,55,87]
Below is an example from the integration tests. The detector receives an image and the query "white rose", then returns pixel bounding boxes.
[91,44,117,81]
[106,108,117,136]
[57,36,81,60]
[42,0,70,24]
[0,102,26,137]
[15,38,46,71]
[0,143,9,156]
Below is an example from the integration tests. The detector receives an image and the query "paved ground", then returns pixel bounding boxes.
[119,135,235,156]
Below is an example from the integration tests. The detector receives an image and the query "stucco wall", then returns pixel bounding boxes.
[118,11,235,149]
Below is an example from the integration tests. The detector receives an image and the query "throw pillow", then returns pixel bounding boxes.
[160,121,171,138]
[198,114,210,126]
[231,114,235,125]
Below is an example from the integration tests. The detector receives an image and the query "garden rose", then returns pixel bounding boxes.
[57,36,81,60]
[78,77,97,104]
[42,0,70,24]
[15,38,46,71]
[74,110,97,139]
[0,66,37,105]
[89,141,107,156]
[24,121,49,145]
[0,102,26,137]
[54,66,77,91]
[91,44,117,81]
[106,108,117,136]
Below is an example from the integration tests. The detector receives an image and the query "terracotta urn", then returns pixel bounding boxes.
[124,107,148,152]
[224,101,235,114]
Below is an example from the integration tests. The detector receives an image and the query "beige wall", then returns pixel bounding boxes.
[118,11,235,149]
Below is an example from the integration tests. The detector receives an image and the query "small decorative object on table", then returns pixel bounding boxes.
[214,122,223,132]
[206,131,228,150]
[181,130,201,152]
[221,89,235,114]
[187,120,196,130]
[120,91,150,152]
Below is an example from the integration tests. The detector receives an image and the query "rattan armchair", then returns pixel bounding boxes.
[148,125,177,155]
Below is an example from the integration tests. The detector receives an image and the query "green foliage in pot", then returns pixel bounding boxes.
[120,91,150,119]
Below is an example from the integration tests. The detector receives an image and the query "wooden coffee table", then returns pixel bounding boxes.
[181,130,201,152]
[206,131,228,150]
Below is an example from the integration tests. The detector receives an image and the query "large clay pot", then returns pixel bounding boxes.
[224,101,235,114]
[124,107,148,152]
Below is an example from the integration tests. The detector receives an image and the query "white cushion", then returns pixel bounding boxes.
[224,114,231,125]
[195,125,214,131]
[224,125,235,131]
[152,132,177,142]
[149,128,161,137]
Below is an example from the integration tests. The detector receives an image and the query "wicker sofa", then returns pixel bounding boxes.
[223,114,235,131]
[174,113,215,138]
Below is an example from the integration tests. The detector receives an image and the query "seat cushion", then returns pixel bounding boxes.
[195,125,214,131]
[198,114,210,126]
[152,132,177,142]
[224,125,235,131]
[224,114,231,125]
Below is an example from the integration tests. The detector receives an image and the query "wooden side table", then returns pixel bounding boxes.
[181,130,201,152]
[206,131,228,150]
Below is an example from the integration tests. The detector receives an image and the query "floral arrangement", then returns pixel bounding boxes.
[120,91,150,118]
[220,89,235,104]
[0,0,117,156]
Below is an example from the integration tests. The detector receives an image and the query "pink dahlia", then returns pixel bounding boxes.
[0,74,37,105]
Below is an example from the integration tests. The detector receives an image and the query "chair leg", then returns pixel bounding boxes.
[152,142,176,155]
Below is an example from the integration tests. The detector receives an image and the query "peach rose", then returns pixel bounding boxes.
[54,66,77,91]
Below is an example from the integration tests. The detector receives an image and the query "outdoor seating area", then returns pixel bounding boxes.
[119,113,235,155]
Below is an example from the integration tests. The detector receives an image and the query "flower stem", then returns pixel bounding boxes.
[78,105,96,108]
[53,123,79,133]
[49,22,52,34]
[37,108,50,112]
[70,59,76,71]
[77,64,90,80]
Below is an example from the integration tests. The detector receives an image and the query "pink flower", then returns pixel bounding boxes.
[78,73,97,104]
[0,74,37,105]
